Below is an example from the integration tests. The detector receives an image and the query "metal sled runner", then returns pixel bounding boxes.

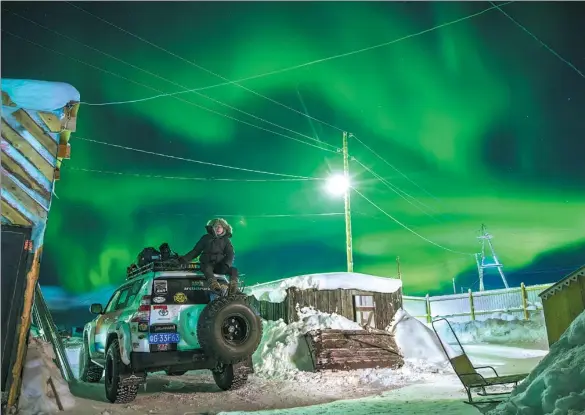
[431,317,529,404]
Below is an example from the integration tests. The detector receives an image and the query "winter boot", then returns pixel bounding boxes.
[228,280,240,295]
[209,280,227,293]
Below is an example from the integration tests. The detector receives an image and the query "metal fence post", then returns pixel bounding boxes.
[425,294,431,323]
[468,289,476,321]
[521,282,529,320]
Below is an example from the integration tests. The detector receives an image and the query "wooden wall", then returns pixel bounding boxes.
[542,273,585,346]
[246,286,403,330]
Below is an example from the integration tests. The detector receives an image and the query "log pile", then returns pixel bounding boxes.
[304,329,404,371]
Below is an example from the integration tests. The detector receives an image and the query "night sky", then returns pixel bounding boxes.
[2,1,584,298]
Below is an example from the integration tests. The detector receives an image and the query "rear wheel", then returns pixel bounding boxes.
[104,339,139,404]
[197,295,262,365]
[212,364,248,391]
[79,336,103,383]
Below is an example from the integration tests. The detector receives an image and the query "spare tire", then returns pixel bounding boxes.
[197,295,262,364]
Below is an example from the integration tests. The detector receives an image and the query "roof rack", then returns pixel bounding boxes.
[126,261,201,280]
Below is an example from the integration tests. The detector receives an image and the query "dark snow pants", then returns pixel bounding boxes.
[201,262,239,287]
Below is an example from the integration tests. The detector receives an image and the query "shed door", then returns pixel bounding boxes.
[354,295,376,328]
[1,225,33,391]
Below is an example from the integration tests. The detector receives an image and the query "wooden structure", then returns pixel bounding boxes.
[539,265,585,347]
[247,285,403,331]
[304,329,403,371]
[1,79,80,410]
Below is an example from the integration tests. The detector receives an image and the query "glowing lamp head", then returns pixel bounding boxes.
[326,174,350,196]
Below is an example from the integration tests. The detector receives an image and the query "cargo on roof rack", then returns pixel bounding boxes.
[126,261,201,280]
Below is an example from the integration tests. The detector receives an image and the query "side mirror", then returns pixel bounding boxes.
[89,303,103,314]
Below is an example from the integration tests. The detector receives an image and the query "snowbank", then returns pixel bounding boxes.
[388,309,457,366]
[18,335,75,414]
[433,312,548,349]
[1,79,80,111]
[489,310,585,414]
[252,307,364,378]
[246,272,402,302]
[252,306,452,389]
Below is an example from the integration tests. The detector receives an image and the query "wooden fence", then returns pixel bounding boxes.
[403,282,553,324]
[246,287,403,330]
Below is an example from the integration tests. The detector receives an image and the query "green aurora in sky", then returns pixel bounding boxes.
[2,1,584,297]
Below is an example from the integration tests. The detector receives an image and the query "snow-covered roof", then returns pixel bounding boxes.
[1,78,80,246]
[245,272,402,303]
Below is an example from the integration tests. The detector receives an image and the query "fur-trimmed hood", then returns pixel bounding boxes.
[205,217,233,238]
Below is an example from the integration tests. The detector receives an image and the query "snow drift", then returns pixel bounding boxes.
[252,307,364,379]
[388,309,456,366]
[18,335,75,414]
[433,312,548,349]
[246,272,402,302]
[489,310,585,414]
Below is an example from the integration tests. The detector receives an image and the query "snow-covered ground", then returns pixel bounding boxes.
[245,272,402,302]
[51,306,554,415]
[488,310,585,415]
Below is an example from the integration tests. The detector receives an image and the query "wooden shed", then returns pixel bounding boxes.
[246,273,403,331]
[539,265,585,347]
[1,79,80,410]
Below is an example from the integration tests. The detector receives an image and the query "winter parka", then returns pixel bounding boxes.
[180,218,235,267]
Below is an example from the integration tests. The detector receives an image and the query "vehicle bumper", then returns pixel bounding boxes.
[130,350,215,372]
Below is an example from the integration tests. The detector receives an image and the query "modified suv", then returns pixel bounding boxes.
[79,261,262,404]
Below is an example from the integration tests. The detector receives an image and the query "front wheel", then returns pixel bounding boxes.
[104,339,138,404]
[78,337,103,383]
[212,364,248,391]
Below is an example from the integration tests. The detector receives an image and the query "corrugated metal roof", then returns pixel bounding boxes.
[1,78,80,248]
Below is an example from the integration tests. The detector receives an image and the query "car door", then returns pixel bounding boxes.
[94,286,131,353]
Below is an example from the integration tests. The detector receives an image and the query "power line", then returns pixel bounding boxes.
[67,166,321,182]
[75,136,315,179]
[150,212,346,219]
[490,1,585,79]
[64,2,347,135]
[352,187,475,256]
[4,8,336,151]
[0,28,335,154]
[65,1,513,106]
[351,157,441,222]
[349,134,439,201]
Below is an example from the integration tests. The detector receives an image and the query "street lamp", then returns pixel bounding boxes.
[325,174,349,196]
[326,132,354,273]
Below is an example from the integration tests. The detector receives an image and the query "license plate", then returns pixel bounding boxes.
[148,333,180,344]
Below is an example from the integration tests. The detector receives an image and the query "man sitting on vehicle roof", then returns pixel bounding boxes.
[178,218,239,295]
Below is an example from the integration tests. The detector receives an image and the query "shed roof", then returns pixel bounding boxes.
[539,265,585,300]
[1,78,80,247]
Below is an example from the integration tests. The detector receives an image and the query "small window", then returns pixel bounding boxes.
[104,291,121,314]
[354,295,376,328]
[114,287,132,311]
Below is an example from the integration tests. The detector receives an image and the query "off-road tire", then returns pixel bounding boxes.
[165,370,187,376]
[197,295,262,365]
[79,336,103,383]
[212,363,249,391]
[104,339,139,404]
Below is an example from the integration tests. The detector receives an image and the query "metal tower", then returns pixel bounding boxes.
[476,224,509,290]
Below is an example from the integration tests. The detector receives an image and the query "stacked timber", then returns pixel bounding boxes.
[304,329,404,371]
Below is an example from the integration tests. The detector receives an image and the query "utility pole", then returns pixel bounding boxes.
[476,224,509,289]
[396,256,402,280]
[343,131,354,272]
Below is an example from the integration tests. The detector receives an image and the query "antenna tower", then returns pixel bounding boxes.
[476,224,509,290]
